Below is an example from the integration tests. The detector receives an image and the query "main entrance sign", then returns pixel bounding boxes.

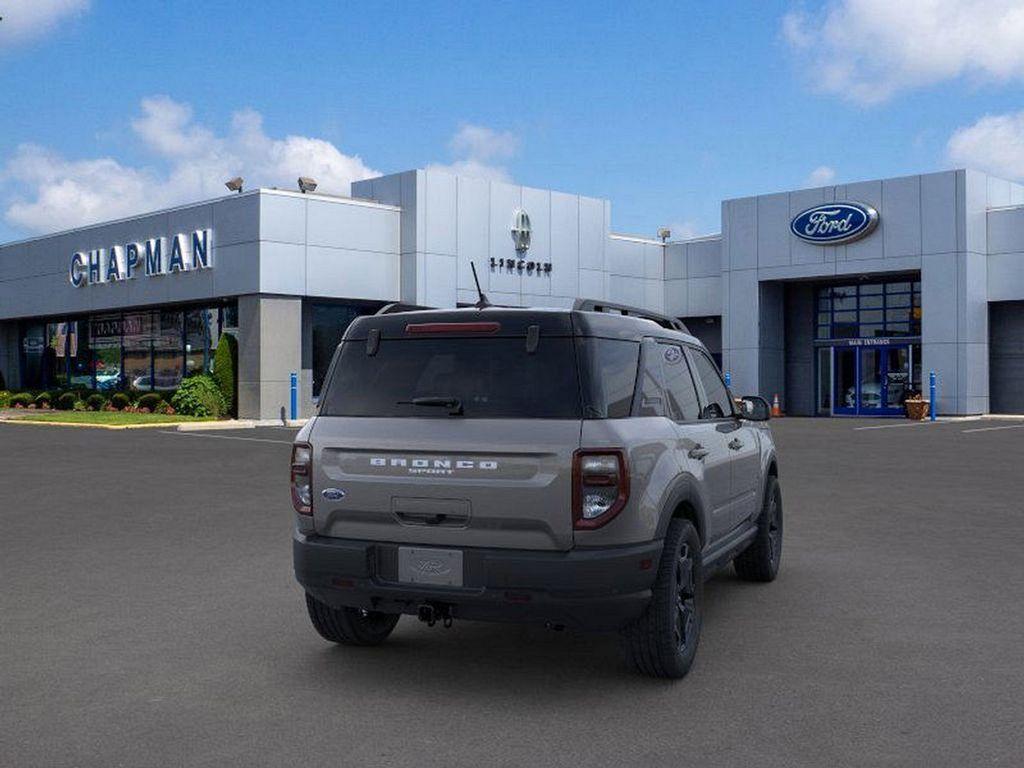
[790,202,878,245]
[69,229,212,287]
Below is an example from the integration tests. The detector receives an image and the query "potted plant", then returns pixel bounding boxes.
[904,389,929,420]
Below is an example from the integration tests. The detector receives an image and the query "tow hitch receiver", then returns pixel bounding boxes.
[417,602,453,628]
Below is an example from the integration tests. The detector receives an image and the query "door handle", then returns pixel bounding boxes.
[728,438,744,451]
[688,444,709,460]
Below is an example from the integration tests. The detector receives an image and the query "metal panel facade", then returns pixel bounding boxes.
[5,166,1024,417]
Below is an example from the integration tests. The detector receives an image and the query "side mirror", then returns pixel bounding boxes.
[738,395,771,421]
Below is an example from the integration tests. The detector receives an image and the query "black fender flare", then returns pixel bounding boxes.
[655,473,711,547]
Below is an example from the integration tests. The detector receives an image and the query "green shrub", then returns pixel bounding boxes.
[171,374,225,417]
[10,392,33,407]
[110,392,131,410]
[213,332,238,417]
[35,392,53,408]
[57,392,77,410]
[73,399,88,411]
[86,394,106,411]
[0,390,9,408]
[138,393,164,411]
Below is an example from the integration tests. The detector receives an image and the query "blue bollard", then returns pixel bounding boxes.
[929,370,936,422]
[289,371,298,421]
[724,371,731,388]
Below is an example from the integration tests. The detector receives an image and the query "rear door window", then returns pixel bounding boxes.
[659,343,702,422]
[319,337,581,419]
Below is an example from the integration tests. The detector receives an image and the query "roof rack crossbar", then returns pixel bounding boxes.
[572,298,689,333]
[375,302,435,315]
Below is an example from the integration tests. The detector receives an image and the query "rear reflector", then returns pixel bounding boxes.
[405,322,501,335]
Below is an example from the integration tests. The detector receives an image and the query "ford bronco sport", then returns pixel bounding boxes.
[292,299,781,679]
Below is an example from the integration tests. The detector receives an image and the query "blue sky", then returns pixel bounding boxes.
[2,0,1024,244]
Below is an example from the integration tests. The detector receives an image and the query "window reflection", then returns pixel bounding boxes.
[18,302,235,391]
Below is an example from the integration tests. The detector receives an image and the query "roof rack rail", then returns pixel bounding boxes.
[572,298,689,333]
[375,302,434,315]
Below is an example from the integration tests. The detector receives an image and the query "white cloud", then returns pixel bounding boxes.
[426,123,518,181]
[783,0,1024,104]
[947,110,1024,178]
[448,124,518,162]
[804,165,836,186]
[0,0,88,46]
[1,95,379,234]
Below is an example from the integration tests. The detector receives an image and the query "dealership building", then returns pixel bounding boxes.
[1,167,1023,418]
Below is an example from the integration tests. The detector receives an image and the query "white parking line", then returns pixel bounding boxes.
[159,430,293,444]
[961,424,1024,434]
[853,422,936,430]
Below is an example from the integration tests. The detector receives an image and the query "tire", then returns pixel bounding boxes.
[621,519,703,679]
[304,593,400,646]
[734,475,783,582]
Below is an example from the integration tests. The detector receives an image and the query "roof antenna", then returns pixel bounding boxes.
[470,261,491,309]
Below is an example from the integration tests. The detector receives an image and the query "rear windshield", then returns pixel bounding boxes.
[319,337,583,419]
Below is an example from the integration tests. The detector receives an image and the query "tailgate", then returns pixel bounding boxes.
[311,417,580,551]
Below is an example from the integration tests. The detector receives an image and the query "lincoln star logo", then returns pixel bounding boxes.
[370,457,499,476]
[493,208,551,275]
[790,202,878,245]
[510,208,531,253]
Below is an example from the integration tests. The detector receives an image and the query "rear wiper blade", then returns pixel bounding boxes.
[397,396,464,416]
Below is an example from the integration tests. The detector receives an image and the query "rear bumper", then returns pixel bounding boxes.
[293,531,662,631]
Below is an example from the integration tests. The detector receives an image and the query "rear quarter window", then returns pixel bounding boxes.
[577,338,640,418]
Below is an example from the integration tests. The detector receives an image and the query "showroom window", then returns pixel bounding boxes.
[19,301,236,391]
[815,279,921,340]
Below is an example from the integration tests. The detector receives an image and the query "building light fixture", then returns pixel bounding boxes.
[298,177,318,194]
[225,177,244,194]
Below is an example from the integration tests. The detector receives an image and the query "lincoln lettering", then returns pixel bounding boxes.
[69,228,212,287]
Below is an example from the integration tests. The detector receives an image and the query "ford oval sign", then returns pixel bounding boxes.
[790,202,879,245]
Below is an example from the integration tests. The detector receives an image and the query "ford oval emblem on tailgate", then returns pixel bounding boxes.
[321,488,346,501]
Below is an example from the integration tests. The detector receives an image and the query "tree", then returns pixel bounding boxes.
[212,332,238,417]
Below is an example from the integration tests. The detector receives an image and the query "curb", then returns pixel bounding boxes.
[176,420,256,431]
[0,418,212,431]
[175,419,307,431]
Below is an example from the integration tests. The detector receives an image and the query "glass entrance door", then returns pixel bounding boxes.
[831,344,911,416]
[884,346,911,412]
[833,347,858,415]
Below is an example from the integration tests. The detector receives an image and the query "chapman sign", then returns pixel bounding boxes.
[69,229,212,287]
[790,202,878,245]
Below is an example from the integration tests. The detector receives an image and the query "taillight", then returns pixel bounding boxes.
[573,449,629,530]
[291,442,312,515]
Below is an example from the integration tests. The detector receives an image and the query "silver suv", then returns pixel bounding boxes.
[291,300,782,678]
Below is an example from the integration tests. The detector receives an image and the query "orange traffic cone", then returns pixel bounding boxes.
[771,393,782,417]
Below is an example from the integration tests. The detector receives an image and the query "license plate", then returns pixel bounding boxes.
[397,547,463,587]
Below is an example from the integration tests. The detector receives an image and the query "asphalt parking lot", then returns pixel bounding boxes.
[2,418,1023,767]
